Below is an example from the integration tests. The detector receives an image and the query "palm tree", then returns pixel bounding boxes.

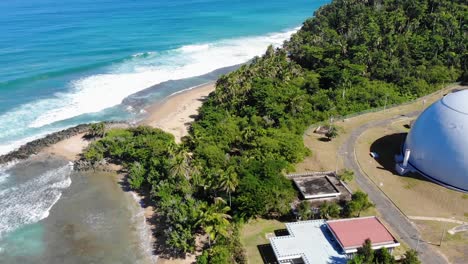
[320,201,341,219]
[288,95,305,116]
[189,163,204,186]
[87,122,106,138]
[196,198,231,247]
[169,146,191,180]
[218,167,238,207]
[241,127,256,142]
[297,201,313,220]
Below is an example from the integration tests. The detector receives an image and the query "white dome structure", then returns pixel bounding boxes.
[404,89,468,192]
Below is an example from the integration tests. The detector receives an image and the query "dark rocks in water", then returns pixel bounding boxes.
[0,121,128,165]
[73,159,102,171]
[73,159,120,172]
[73,159,94,171]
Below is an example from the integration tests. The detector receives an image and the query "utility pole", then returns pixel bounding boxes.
[439,194,451,247]
[439,221,447,246]
[335,152,339,174]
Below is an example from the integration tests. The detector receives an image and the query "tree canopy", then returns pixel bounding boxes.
[83,0,466,262]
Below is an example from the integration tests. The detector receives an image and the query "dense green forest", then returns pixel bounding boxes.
[84,0,466,263]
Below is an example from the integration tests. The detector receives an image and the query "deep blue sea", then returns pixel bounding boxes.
[0,0,328,154]
[0,0,328,262]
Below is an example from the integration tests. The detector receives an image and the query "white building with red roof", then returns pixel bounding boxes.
[269,216,400,263]
[327,216,400,254]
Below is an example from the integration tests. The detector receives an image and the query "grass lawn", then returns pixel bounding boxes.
[240,219,285,264]
[296,84,458,174]
[293,84,466,261]
[295,84,468,220]
[355,121,468,221]
[413,220,468,264]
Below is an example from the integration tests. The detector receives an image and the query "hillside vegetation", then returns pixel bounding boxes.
[84,0,466,263]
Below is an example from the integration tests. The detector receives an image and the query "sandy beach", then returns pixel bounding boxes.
[42,133,89,160]
[40,82,215,160]
[142,82,215,142]
[141,83,215,263]
[35,82,217,264]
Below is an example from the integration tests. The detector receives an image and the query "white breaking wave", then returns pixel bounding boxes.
[129,191,158,264]
[0,165,72,238]
[0,133,54,157]
[0,162,17,186]
[0,27,299,155]
[0,174,8,186]
[29,29,297,128]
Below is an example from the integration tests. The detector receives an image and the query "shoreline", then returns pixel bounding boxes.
[141,81,216,143]
[0,121,128,165]
[132,82,215,263]
[100,83,215,263]
[0,81,216,164]
[0,81,218,264]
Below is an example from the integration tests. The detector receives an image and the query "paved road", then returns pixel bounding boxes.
[338,111,448,264]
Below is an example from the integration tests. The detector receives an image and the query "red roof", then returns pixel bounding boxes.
[327,217,396,249]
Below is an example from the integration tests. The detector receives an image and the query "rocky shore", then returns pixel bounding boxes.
[0,82,218,264]
[0,121,128,165]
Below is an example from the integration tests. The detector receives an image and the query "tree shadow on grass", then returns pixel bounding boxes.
[257,244,279,264]
[369,133,430,183]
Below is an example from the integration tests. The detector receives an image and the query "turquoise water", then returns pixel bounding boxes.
[0,0,329,262]
[0,157,155,263]
[0,0,329,154]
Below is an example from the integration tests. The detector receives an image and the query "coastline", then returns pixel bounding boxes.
[7,81,217,161]
[1,81,218,264]
[141,82,216,143]
[42,133,88,161]
[124,82,216,263]
[0,77,217,165]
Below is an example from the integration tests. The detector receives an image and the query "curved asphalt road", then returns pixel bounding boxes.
[338,111,448,264]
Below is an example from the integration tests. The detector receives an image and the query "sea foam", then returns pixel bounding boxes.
[29,28,297,128]
[0,164,72,238]
[0,28,298,155]
[0,161,20,186]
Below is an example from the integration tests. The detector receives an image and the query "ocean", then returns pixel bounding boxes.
[0,0,328,262]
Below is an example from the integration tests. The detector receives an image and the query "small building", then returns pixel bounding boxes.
[293,175,341,199]
[327,216,400,254]
[270,220,347,264]
[287,172,352,202]
[269,217,399,264]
